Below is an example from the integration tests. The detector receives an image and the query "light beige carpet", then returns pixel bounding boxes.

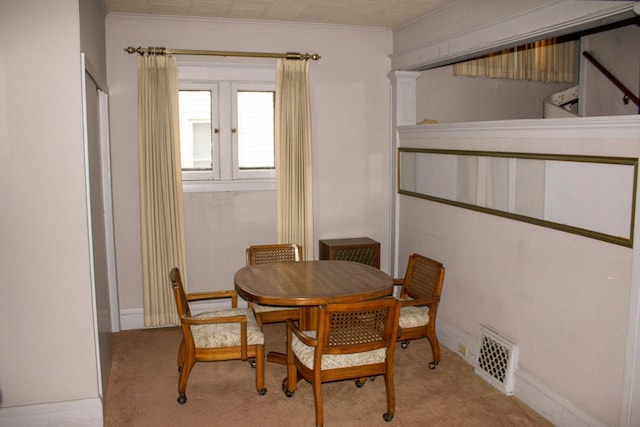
[104,323,553,426]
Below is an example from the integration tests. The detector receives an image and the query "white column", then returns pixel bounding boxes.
[388,71,420,277]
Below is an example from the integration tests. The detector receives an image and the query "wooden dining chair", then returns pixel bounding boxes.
[169,267,267,404]
[394,253,445,369]
[246,243,303,328]
[284,297,401,427]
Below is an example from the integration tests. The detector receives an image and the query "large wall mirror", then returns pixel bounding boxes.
[398,148,638,247]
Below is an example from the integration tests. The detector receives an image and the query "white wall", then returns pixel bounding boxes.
[105,15,393,312]
[397,119,639,426]
[0,0,102,423]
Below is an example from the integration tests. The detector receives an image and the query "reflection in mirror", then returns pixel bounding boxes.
[458,156,477,205]
[544,160,635,239]
[515,159,545,219]
[398,149,637,247]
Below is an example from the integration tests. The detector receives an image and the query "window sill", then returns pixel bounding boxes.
[183,179,275,193]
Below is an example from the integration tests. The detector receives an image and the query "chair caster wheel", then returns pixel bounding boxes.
[355,379,365,388]
[177,394,187,404]
[401,341,409,349]
[383,412,394,422]
[248,359,257,368]
[369,376,376,381]
[428,361,438,370]
[257,388,267,395]
[284,389,295,397]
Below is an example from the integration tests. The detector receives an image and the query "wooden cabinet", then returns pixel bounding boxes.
[319,237,380,269]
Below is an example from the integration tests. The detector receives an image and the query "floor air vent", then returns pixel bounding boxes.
[475,326,518,395]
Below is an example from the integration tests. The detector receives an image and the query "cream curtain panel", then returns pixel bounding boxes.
[137,54,188,327]
[275,59,314,260]
[453,39,577,83]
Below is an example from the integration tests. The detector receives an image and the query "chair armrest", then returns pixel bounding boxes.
[399,296,439,307]
[182,313,247,326]
[186,290,238,307]
[285,319,318,347]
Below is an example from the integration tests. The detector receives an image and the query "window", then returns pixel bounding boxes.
[179,90,212,171]
[178,63,276,192]
[236,90,275,170]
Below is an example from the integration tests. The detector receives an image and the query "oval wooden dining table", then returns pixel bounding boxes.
[234,260,394,364]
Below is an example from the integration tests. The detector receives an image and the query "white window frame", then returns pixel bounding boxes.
[178,62,276,192]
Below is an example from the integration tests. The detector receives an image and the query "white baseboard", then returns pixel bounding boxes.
[515,369,607,427]
[119,308,145,330]
[0,398,103,427]
[119,300,249,330]
[437,319,605,427]
[437,317,479,366]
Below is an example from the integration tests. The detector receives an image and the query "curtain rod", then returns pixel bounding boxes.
[124,46,320,60]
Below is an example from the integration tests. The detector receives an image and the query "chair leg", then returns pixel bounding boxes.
[312,378,324,427]
[177,354,195,404]
[284,362,298,397]
[284,328,297,397]
[255,345,267,395]
[426,325,441,370]
[383,368,395,422]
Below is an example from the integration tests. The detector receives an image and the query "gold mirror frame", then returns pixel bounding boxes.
[398,148,638,247]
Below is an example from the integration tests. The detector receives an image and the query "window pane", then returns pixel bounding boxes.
[237,91,274,169]
[179,91,212,170]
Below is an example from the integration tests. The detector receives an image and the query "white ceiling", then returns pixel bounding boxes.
[104,0,456,28]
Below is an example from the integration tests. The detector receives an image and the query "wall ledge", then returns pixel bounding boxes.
[398,115,640,153]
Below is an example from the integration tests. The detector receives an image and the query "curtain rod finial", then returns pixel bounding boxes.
[124,46,168,56]
[286,52,321,60]
[125,46,143,55]
[301,53,321,60]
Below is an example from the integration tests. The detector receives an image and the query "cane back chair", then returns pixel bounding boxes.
[394,253,445,369]
[246,243,303,327]
[285,297,401,427]
[169,267,266,404]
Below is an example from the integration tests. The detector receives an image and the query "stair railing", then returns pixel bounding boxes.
[582,51,639,110]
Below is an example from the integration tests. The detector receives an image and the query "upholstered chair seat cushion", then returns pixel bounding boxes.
[191,308,264,348]
[252,303,298,313]
[398,305,430,328]
[291,331,386,370]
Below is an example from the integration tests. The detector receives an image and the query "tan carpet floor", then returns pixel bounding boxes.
[104,324,554,426]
